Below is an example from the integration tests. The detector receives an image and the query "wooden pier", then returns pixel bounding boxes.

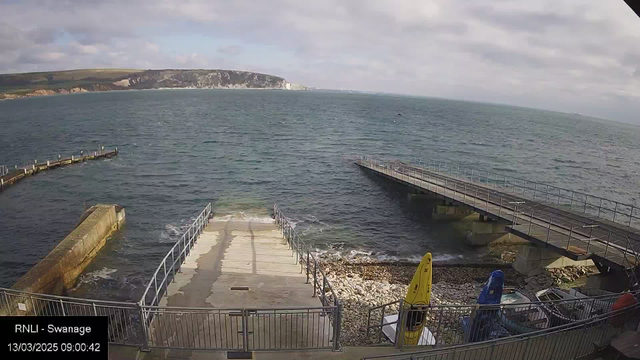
[0,147,118,192]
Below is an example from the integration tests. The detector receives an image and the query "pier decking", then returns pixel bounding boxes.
[356,157,640,272]
[0,147,118,191]
[162,217,320,308]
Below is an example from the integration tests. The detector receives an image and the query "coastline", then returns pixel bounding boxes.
[0,86,306,101]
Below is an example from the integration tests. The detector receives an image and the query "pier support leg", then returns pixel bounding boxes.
[451,214,528,246]
[431,204,475,221]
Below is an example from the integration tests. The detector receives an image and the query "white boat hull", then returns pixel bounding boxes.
[382,314,436,346]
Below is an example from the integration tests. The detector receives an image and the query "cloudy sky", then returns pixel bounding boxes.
[1,0,640,123]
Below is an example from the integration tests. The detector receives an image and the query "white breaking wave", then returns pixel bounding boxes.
[432,254,465,262]
[74,267,118,288]
[159,223,187,243]
[212,212,274,224]
[314,248,464,263]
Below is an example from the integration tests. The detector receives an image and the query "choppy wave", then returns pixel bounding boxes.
[212,212,274,223]
[3,89,640,298]
[159,223,187,243]
[74,267,118,289]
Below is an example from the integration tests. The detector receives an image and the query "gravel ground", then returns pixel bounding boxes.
[320,257,595,346]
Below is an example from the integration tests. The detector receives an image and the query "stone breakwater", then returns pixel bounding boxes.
[320,259,595,346]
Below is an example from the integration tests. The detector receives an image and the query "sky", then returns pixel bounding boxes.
[1,0,640,123]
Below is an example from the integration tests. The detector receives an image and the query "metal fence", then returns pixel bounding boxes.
[363,300,640,360]
[0,287,145,346]
[134,203,342,351]
[273,204,342,350]
[403,157,640,229]
[357,156,640,272]
[144,305,338,351]
[140,203,213,308]
[0,203,342,352]
[366,290,636,349]
[273,204,340,309]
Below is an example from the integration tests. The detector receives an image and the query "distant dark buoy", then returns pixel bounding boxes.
[397,113,402,116]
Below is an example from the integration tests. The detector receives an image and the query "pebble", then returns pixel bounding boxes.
[320,258,595,346]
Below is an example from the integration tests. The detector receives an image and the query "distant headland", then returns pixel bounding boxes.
[0,69,307,100]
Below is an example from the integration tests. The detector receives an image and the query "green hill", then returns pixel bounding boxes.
[0,69,305,99]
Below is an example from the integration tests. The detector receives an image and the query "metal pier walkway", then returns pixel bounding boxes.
[139,205,342,352]
[356,157,640,272]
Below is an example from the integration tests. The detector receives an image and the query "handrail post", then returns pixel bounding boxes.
[630,206,634,227]
[313,262,317,297]
[242,309,249,352]
[614,202,619,222]
[162,262,168,297]
[598,198,603,217]
[138,302,150,351]
[306,249,310,284]
[570,192,574,210]
[567,226,574,250]
[394,300,405,349]
[323,277,327,305]
[171,250,176,278]
[486,190,489,211]
[583,195,588,213]
[333,302,342,351]
[546,185,550,202]
[528,208,534,235]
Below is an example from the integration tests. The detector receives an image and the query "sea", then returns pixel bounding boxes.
[0,89,639,301]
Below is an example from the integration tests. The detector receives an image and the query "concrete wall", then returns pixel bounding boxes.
[513,244,594,274]
[11,204,125,296]
[449,213,529,246]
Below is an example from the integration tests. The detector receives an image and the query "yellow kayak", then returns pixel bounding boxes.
[403,252,432,345]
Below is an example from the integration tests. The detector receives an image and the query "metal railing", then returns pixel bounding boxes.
[0,165,7,177]
[145,305,338,351]
[363,299,640,360]
[359,155,639,228]
[357,157,640,270]
[407,156,639,229]
[0,203,342,352]
[140,203,213,308]
[273,204,342,350]
[366,290,636,349]
[0,287,145,346]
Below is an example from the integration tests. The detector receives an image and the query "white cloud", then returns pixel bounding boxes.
[217,45,242,56]
[0,0,640,122]
[39,52,66,61]
[144,43,159,53]
[69,41,99,55]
